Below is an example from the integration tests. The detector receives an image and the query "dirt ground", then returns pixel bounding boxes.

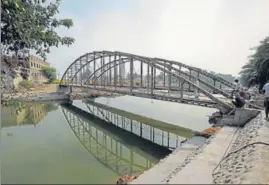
[31,84,57,93]
[29,84,89,93]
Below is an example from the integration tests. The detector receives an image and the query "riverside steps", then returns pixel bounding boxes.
[130,109,269,184]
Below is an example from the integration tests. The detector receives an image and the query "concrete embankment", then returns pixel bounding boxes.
[2,92,70,102]
[131,111,269,184]
[2,90,115,103]
[70,92,119,100]
[1,83,117,103]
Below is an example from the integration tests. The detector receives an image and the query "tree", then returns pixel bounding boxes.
[239,37,269,90]
[1,0,75,60]
[239,60,258,87]
[41,66,56,83]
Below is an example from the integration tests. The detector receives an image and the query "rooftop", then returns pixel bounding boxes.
[29,55,50,65]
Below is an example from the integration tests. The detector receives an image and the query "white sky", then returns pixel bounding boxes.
[48,0,269,76]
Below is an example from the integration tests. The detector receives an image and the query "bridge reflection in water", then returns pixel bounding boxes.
[81,101,193,150]
[61,104,172,176]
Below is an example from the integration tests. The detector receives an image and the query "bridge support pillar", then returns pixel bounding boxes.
[57,85,72,94]
[180,81,184,100]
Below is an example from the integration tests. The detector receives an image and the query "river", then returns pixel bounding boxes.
[1,95,216,184]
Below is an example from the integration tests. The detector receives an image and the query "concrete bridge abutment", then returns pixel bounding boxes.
[219,108,260,127]
[56,84,72,94]
[55,85,73,105]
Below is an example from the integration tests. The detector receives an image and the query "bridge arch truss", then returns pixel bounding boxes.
[60,51,234,112]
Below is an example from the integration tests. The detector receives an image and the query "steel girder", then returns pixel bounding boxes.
[60,51,234,113]
[61,51,234,88]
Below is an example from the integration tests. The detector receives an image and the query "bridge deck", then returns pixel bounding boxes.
[72,84,231,109]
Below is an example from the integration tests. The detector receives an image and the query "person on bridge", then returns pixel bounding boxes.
[232,91,246,108]
[230,79,241,98]
[262,81,269,120]
[231,90,247,108]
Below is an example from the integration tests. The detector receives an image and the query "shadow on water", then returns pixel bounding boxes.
[60,104,171,176]
[83,98,196,138]
[75,99,195,149]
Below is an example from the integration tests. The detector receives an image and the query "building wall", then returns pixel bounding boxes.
[28,56,50,84]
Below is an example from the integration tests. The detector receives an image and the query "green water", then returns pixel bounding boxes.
[1,101,167,184]
[1,96,215,184]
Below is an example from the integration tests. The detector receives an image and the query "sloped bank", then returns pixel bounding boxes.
[130,111,269,184]
[2,92,70,102]
[213,112,269,184]
[128,130,218,184]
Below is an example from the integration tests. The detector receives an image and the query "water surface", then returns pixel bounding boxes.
[1,102,163,184]
[1,96,214,184]
[96,95,216,131]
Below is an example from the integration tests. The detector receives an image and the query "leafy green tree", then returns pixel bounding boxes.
[41,66,56,83]
[1,0,75,110]
[1,0,75,59]
[240,37,269,90]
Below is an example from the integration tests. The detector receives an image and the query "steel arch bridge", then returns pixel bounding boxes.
[60,51,235,113]
[61,104,170,176]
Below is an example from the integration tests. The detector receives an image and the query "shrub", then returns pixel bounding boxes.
[51,79,61,84]
[41,66,57,83]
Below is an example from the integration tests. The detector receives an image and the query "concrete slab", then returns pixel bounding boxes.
[130,138,205,184]
[56,84,72,94]
[130,150,192,184]
[219,108,260,127]
[130,136,208,184]
[168,126,239,184]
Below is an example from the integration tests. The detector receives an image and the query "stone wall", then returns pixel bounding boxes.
[56,85,72,94]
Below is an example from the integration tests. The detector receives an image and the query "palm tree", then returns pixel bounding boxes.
[240,37,269,90]
[239,60,258,87]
